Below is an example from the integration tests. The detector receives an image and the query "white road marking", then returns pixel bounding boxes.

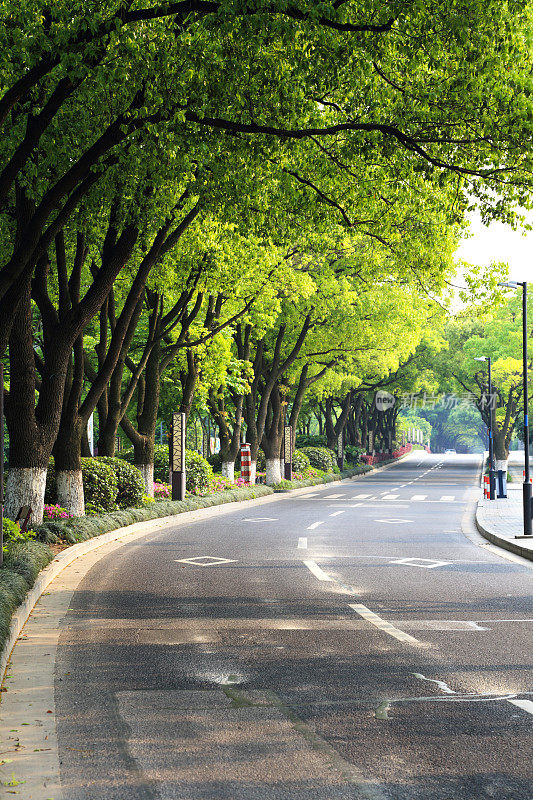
[353,494,372,499]
[175,556,237,566]
[243,517,278,522]
[413,672,455,693]
[410,495,427,501]
[382,494,400,500]
[297,537,308,549]
[324,493,344,499]
[303,560,333,582]
[508,699,533,716]
[329,510,346,517]
[300,492,319,498]
[348,604,420,645]
[440,495,455,501]
[391,557,451,569]
[374,518,412,524]
[307,521,324,530]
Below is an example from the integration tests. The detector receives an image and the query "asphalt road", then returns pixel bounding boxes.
[55,452,533,799]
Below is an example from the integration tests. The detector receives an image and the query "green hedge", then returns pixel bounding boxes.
[99,457,145,508]
[300,446,337,472]
[292,448,310,472]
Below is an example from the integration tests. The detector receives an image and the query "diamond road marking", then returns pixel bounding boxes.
[374,518,412,524]
[391,557,451,569]
[175,557,237,566]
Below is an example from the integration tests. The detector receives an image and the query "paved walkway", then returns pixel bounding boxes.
[476,450,533,561]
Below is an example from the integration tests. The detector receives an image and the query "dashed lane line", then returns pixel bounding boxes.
[329,510,346,517]
[303,560,333,582]
[307,520,324,530]
[348,603,421,646]
[297,537,308,549]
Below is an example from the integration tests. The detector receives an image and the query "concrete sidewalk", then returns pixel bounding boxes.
[476,450,533,561]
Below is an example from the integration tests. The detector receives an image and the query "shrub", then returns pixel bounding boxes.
[186,449,213,493]
[43,504,74,520]
[292,448,310,472]
[118,444,170,482]
[296,434,327,448]
[207,452,223,472]
[99,457,145,508]
[2,518,36,549]
[300,446,337,472]
[81,457,118,512]
[345,444,365,464]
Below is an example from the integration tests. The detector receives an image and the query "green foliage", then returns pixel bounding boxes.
[0,541,54,653]
[185,450,214,493]
[296,434,327,448]
[99,457,145,508]
[81,458,118,512]
[345,445,365,464]
[300,446,337,472]
[118,445,169,482]
[292,448,310,472]
[2,518,35,548]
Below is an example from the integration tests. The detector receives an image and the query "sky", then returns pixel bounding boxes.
[455,211,533,283]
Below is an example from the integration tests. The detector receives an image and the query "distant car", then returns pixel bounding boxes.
[444,449,456,454]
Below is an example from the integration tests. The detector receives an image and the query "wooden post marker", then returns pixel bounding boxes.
[284,425,293,480]
[170,411,186,501]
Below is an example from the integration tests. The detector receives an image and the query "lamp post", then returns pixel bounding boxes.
[499,281,531,536]
[474,356,495,500]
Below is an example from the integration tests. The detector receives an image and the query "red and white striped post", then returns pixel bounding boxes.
[240,443,252,485]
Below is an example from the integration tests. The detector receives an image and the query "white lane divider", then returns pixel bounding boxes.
[353,494,372,499]
[410,495,427,501]
[297,537,308,549]
[307,520,324,530]
[348,603,420,645]
[329,510,346,517]
[440,495,455,501]
[382,494,400,500]
[303,560,333,582]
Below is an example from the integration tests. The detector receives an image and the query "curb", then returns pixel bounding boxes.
[474,514,533,562]
[0,452,409,684]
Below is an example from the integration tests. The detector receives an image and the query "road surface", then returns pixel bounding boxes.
[55,452,533,799]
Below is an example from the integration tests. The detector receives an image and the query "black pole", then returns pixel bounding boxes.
[488,357,495,500]
[522,282,532,535]
[0,360,3,565]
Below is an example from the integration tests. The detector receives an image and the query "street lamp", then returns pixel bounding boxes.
[474,356,495,500]
[498,280,531,536]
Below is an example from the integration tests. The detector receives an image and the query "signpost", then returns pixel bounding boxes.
[170,412,186,501]
[337,431,344,471]
[283,425,293,480]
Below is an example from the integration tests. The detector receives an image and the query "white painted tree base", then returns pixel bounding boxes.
[221,462,235,482]
[56,470,84,517]
[135,463,154,497]
[266,458,282,485]
[5,467,47,525]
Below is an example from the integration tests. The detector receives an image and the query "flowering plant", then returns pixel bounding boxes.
[154,482,171,499]
[43,504,74,520]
